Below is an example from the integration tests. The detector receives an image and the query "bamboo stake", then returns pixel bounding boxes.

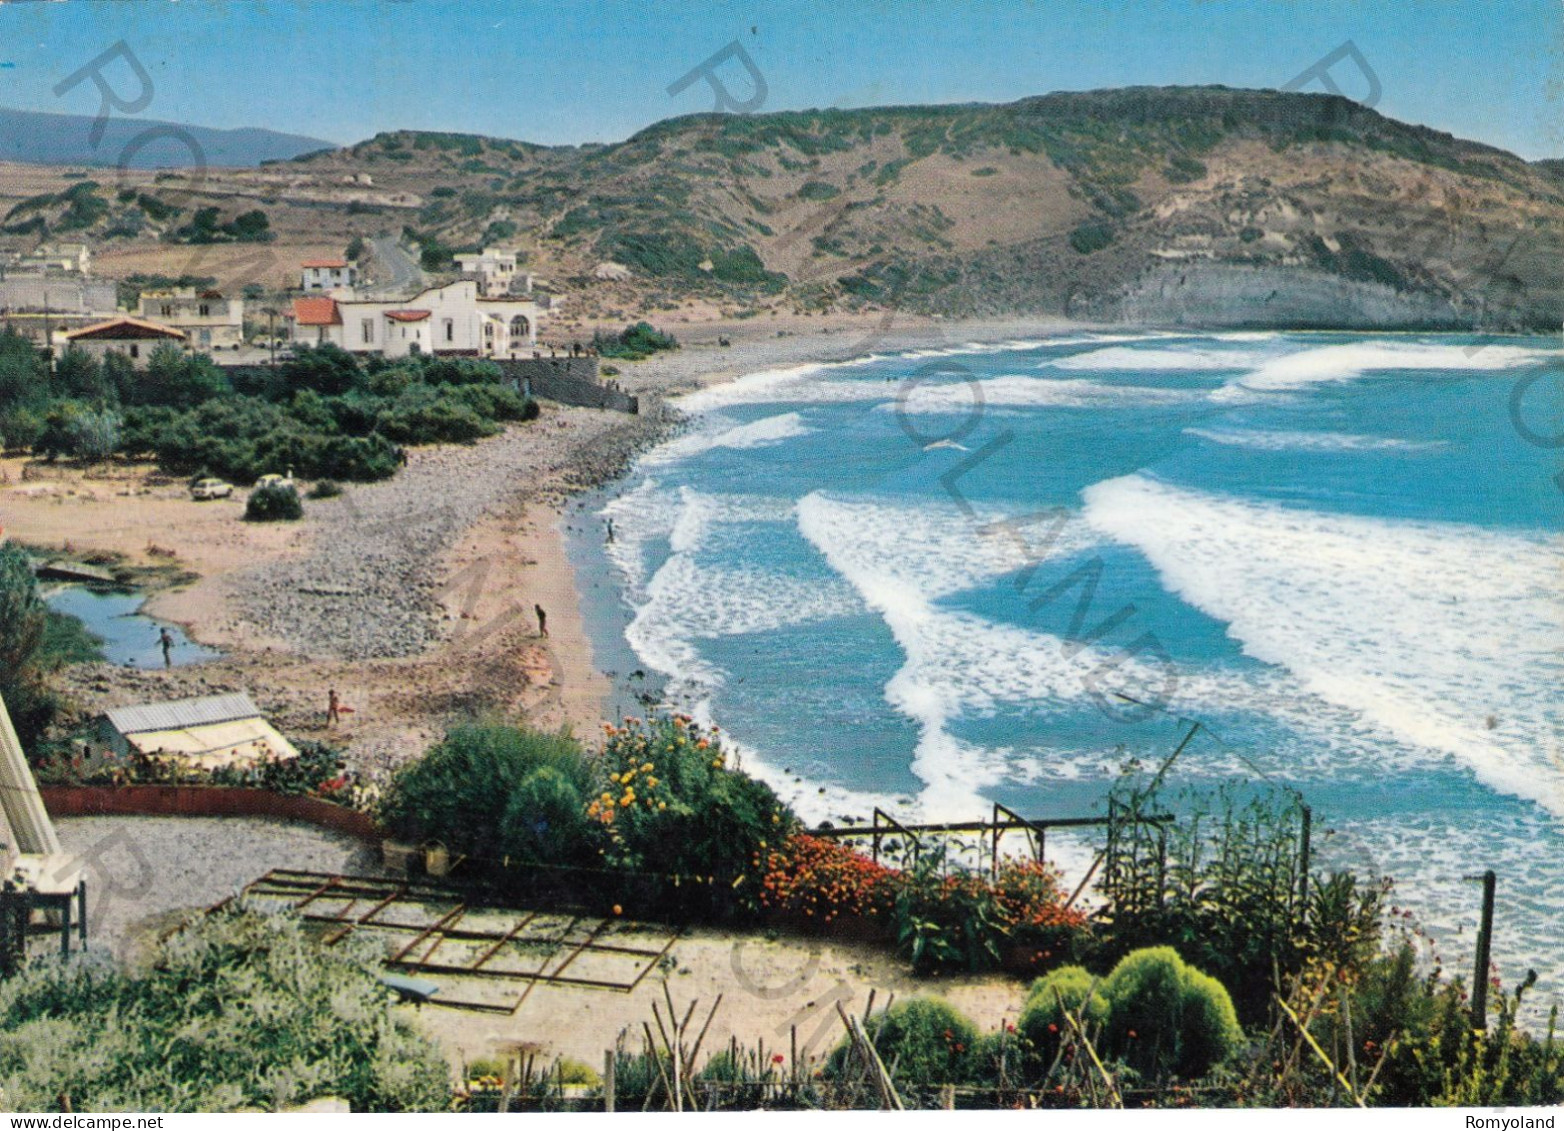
[603,1049,615,1113]
[642,1021,674,1111]
[1276,994,1365,1108]
[1058,988,1121,1109]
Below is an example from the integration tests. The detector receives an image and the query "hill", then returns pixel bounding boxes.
[5,87,1562,328]
[0,106,333,168]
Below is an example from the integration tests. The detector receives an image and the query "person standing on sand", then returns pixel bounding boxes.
[158,627,174,668]
[606,518,614,543]
[327,688,341,727]
[535,604,548,637]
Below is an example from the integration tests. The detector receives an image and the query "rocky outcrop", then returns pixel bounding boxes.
[1104,263,1464,328]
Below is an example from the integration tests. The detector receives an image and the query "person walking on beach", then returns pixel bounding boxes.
[158,627,174,668]
[606,518,614,543]
[535,603,548,637]
[326,688,341,727]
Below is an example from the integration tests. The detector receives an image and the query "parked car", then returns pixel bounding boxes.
[254,472,296,492]
[190,478,233,500]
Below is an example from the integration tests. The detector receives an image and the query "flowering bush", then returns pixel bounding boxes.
[593,715,794,917]
[759,834,898,925]
[993,859,1090,971]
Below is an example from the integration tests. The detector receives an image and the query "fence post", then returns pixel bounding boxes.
[1471,869,1497,1030]
[940,1083,955,1110]
[603,1049,615,1113]
[1296,805,1313,913]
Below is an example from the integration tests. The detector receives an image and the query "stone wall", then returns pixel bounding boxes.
[496,357,640,413]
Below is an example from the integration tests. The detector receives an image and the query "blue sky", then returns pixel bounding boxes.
[2,0,1559,158]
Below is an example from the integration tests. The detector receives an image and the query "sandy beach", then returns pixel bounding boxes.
[0,310,1088,1071]
[2,311,1089,775]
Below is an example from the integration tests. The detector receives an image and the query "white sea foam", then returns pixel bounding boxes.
[642,411,814,465]
[882,375,1196,415]
[796,492,1196,816]
[1048,346,1264,372]
[1081,474,1564,817]
[1184,427,1447,454]
[1220,340,1558,398]
[677,363,833,412]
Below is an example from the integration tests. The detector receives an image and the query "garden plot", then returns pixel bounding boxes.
[223,870,680,1013]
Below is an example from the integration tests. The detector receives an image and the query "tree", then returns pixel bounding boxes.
[52,347,113,404]
[133,345,230,408]
[0,543,45,684]
[0,329,47,413]
[67,407,122,461]
[281,343,362,397]
[0,542,55,748]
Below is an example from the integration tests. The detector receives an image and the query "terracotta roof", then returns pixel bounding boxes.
[301,258,348,269]
[291,296,341,326]
[384,309,431,323]
[64,316,186,342]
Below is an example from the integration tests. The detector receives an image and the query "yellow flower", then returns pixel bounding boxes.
[646,777,659,788]
[641,762,653,773]
[658,801,667,811]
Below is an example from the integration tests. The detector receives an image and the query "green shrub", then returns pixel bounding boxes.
[830,998,978,1085]
[1018,965,1109,1064]
[244,483,303,522]
[308,479,342,499]
[0,907,450,1112]
[593,322,679,361]
[554,1057,601,1087]
[380,725,597,871]
[1069,221,1115,254]
[1099,947,1241,1079]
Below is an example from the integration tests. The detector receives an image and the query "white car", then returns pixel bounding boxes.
[190,478,234,500]
[254,473,296,492]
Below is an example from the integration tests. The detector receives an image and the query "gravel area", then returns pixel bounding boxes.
[230,407,672,661]
[54,815,382,961]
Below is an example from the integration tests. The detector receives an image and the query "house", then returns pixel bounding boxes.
[137,287,245,350]
[453,246,528,297]
[98,692,298,772]
[16,242,91,275]
[290,295,341,345]
[301,257,358,292]
[0,276,118,315]
[62,316,186,368]
[290,280,542,359]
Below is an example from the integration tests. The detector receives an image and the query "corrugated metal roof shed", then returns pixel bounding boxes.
[104,693,262,737]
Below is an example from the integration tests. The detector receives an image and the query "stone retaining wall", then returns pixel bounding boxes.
[41,785,381,843]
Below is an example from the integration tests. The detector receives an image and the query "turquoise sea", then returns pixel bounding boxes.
[572,330,1563,1015]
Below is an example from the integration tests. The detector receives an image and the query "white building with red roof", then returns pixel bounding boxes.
[288,280,541,359]
[301,257,358,292]
[62,316,187,368]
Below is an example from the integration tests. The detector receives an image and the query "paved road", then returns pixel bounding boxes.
[368,235,425,295]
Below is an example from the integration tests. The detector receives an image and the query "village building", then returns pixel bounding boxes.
[137,286,245,350]
[289,279,542,358]
[454,246,528,297]
[0,276,118,317]
[98,692,298,772]
[300,257,359,291]
[15,242,91,275]
[61,315,187,367]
